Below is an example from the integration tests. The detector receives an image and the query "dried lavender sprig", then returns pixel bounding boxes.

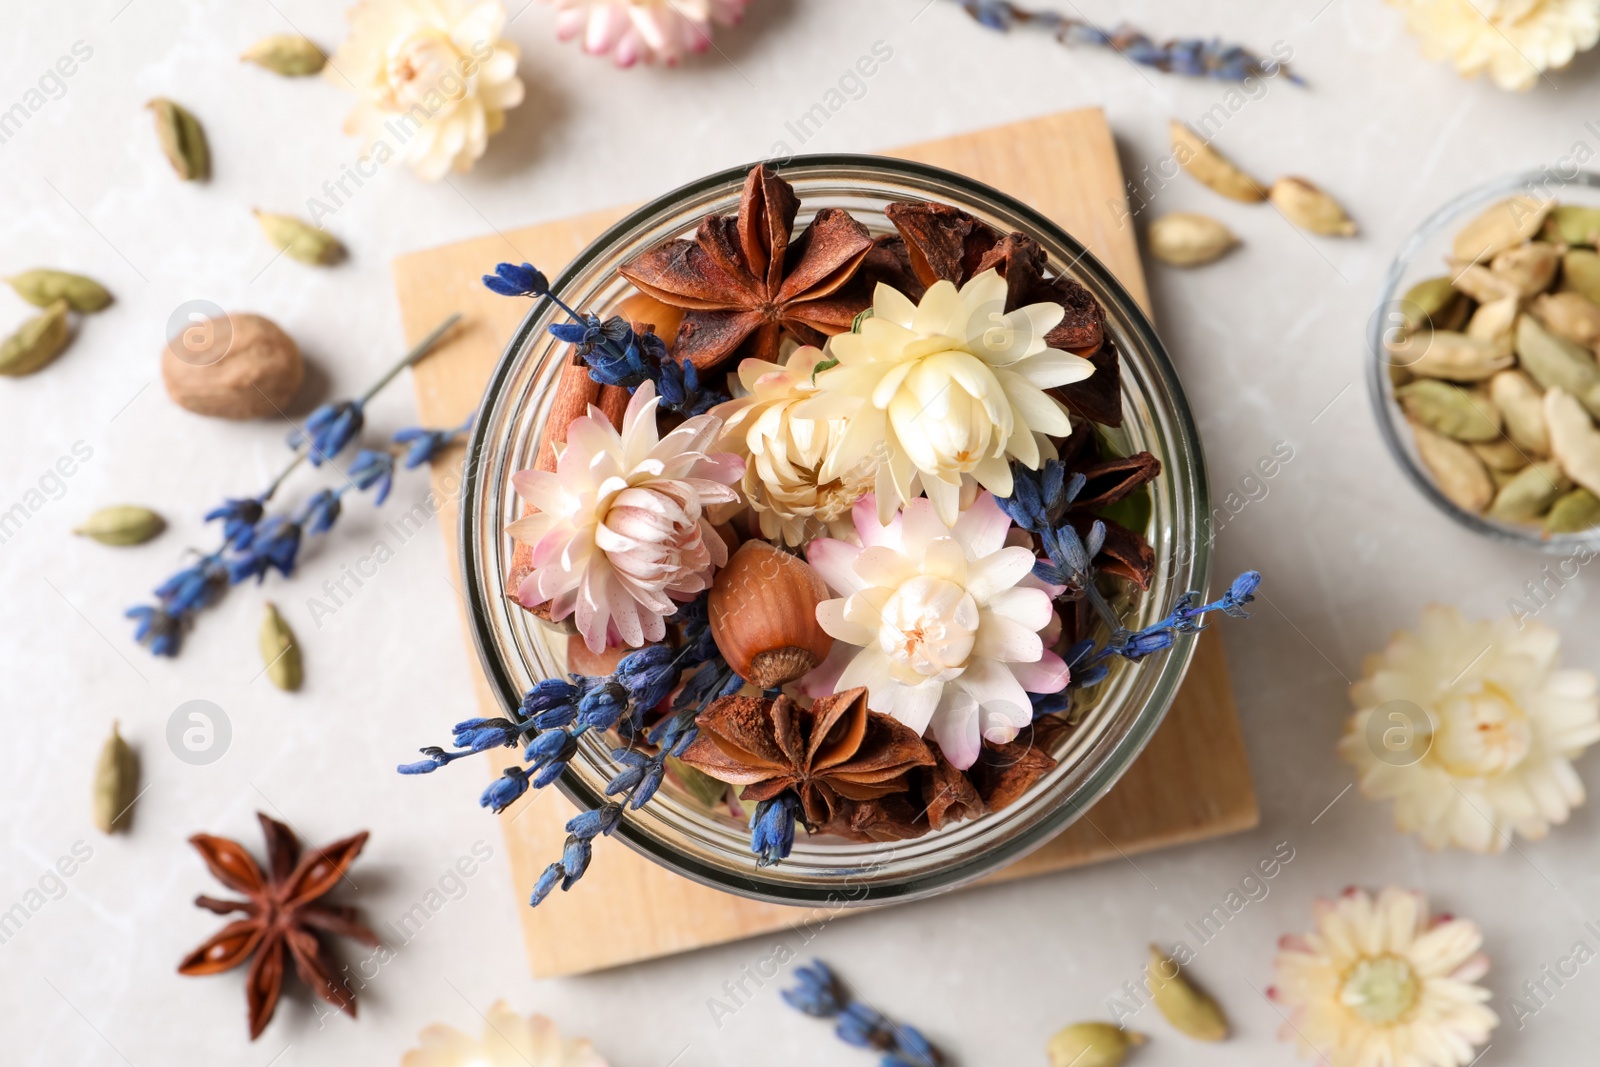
[483,261,727,417]
[944,0,1302,84]
[782,961,946,1067]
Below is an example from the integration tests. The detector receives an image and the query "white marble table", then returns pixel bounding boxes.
[4,1,1598,1064]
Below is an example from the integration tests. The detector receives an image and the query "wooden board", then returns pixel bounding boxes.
[392,108,1258,978]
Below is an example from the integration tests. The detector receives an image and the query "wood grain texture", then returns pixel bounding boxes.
[391,107,1257,978]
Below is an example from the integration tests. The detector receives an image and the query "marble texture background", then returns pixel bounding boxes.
[3,1,1599,1064]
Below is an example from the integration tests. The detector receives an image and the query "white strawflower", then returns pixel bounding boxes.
[1271,887,1496,1067]
[805,491,1069,770]
[711,343,876,546]
[329,0,526,181]
[799,270,1094,527]
[402,1001,608,1067]
[1339,605,1600,851]
[1388,0,1600,91]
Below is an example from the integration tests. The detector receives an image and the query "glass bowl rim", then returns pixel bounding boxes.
[456,152,1214,904]
[1367,167,1600,554]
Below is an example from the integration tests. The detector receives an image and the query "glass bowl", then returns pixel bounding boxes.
[460,155,1211,906]
[1369,169,1600,552]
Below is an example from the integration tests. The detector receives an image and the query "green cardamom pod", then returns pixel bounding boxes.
[1399,276,1462,334]
[1395,380,1502,442]
[94,721,139,833]
[1563,249,1600,305]
[6,269,113,313]
[1487,462,1567,522]
[147,98,210,181]
[74,505,166,546]
[1518,314,1600,418]
[241,34,327,76]
[1550,205,1600,248]
[1544,487,1600,534]
[260,601,303,691]
[667,756,730,809]
[1048,1022,1145,1067]
[1148,945,1228,1042]
[0,299,71,377]
[254,209,346,266]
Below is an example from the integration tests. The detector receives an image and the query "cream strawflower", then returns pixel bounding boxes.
[329,0,526,181]
[805,492,1070,770]
[712,343,876,546]
[402,1001,608,1067]
[800,270,1094,526]
[1339,605,1600,852]
[1271,887,1496,1067]
[546,0,749,67]
[508,381,743,653]
[1388,0,1600,91]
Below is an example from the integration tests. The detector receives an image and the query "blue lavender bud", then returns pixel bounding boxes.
[1119,628,1175,660]
[782,960,845,1017]
[126,604,182,656]
[452,717,521,751]
[996,469,1045,531]
[566,804,623,840]
[628,759,666,810]
[525,728,578,771]
[559,834,592,887]
[1030,689,1073,719]
[531,761,568,789]
[347,449,395,505]
[227,517,302,583]
[521,678,580,716]
[483,262,549,298]
[837,1002,894,1050]
[529,862,563,906]
[893,1024,941,1067]
[397,746,463,774]
[480,767,530,813]
[1223,570,1261,616]
[616,645,679,710]
[299,488,343,536]
[750,793,798,867]
[575,681,629,731]
[604,748,649,795]
[155,556,230,615]
[204,497,265,549]
[291,401,365,465]
[1069,663,1111,689]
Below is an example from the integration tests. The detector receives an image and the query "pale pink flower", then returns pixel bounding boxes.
[545,0,749,67]
[804,492,1069,770]
[508,381,743,652]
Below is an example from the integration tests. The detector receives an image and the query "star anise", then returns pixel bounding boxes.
[679,687,935,827]
[178,813,378,1040]
[618,164,882,371]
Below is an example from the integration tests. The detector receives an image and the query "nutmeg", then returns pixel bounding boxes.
[161,312,304,419]
[709,540,832,689]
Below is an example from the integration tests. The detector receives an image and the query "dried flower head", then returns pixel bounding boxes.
[801,269,1094,526]
[805,492,1069,769]
[1340,605,1600,851]
[402,1001,608,1067]
[1387,0,1600,91]
[712,343,877,545]
[508,380,744,652]
[330,0,526,180]
[546,0,749,67]
[1271,887,1496,1067]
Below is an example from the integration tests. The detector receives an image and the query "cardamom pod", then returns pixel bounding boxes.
[1473,437,1530,472]
[1517,314,1600,417]
[6,269,113,313]
[74,505,166,546]
[1048,1023,1145,1067]
[254,209,346,266]
[1489,369,1550,454]
[260,602,303,691]
[1169,121,1266,203]
[1491,242,1559,297]
[1549,204,1600,247]
[1487,461,1567,522]
[1148,213,1238,267]
[668,756,731,809]
[1387,330,1512,382]
[1453,195,1550,262]
[1490,464,1521,490]
[1466,297,1519,348]
[1450,263,1519,305]
[241,34,327,76]
[1413,422,1495,512]
[1396,380,1501,441]
[1400,276,1464,334]
[1533,291,1600,350]
[1561,250,1600,305]
[0,299,71,377]
[93,721,139,833]
[1545,487,1600,534]
[146,98,210,181]
[1544,387,1600,498]
[1147,945,1228,1041]
[1268,177,1357,237]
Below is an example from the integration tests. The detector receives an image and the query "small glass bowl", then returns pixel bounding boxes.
[460,155,1211,906]
[1369,169,1600,552]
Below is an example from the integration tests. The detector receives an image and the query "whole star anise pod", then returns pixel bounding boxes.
[178,813,379,1040]
[618,164,881,371]
[679,686,935,826]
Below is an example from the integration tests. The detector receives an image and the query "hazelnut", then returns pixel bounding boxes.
[161,312,304,419]
[709,540,833,689]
